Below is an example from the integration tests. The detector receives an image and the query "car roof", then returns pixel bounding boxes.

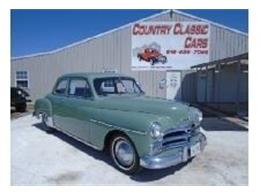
[60,72,128,80]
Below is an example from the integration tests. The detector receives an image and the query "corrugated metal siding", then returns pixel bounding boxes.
[11,11,248,101]
[180,70,197,103]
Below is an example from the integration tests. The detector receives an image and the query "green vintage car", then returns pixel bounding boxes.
[34,72,206,174]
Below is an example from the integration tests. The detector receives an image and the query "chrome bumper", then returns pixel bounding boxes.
[140,133,207,169]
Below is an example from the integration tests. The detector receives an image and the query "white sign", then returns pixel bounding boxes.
[166,71,181,100]
[131,22,210,71]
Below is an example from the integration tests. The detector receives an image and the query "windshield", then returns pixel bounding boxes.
[93,77,143,96]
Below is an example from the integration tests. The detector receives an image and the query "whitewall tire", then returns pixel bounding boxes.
[110,134,140,174]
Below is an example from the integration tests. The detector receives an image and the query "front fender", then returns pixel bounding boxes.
[90,109,162,156]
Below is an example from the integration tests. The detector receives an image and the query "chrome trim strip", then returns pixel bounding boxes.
[163,135,188,143]
[163,125,200,135]
[162,141,188,151]
[89,119,147,136]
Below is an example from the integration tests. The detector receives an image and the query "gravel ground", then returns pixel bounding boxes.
[11,115,248,185]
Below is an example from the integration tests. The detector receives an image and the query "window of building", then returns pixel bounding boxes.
[16,71,29,88]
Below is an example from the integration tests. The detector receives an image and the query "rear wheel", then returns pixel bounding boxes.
[41,112,54,133]
[110,134,141,174]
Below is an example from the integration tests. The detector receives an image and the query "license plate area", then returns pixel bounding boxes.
[190,142,201,157]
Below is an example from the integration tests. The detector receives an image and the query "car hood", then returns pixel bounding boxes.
[96,95,191,120]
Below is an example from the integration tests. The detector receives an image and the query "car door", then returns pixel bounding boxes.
[61,77,94,143]
[49,77,70,131]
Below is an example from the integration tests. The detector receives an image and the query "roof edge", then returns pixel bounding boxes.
[173,10,248,36]
[191,52,248,69]
[12,9,248,61]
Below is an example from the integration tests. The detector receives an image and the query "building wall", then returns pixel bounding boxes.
[215,64,248,103]
[196,62,248,103]
[11,11,248,101]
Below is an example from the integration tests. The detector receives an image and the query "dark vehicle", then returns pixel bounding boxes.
[137,48,167,65]
[11,87,31,112]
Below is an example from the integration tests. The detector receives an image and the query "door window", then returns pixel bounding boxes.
[54,79,68,95]
[68,79,92,98]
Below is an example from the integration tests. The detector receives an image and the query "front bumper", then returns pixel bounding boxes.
[140,133,207,169]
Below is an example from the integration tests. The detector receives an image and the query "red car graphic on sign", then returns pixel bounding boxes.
[137,48,167,65]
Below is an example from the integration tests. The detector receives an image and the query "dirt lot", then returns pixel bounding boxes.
[11,115,248,185]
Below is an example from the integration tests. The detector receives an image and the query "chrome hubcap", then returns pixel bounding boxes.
[114,140,134,167]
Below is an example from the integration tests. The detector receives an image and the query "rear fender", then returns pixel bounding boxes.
[34,98,54,127]
[34,98,53,117]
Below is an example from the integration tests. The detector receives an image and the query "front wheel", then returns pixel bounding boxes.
[110,134,141,174]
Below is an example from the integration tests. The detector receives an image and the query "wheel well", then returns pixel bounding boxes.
[103,130,127,152]
[35,98,53,117]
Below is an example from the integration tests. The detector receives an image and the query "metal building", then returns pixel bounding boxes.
[11,10,248,110]
[191,53,248,116]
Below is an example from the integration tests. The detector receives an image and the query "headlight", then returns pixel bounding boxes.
[149,122,163,139]
[189,109,203,125]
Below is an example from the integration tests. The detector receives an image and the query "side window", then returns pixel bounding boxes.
[54,79,68,95]
[101,79,115,93]
[68,79,92,98]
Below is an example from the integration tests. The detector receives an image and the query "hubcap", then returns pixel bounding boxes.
[114,139,134,167]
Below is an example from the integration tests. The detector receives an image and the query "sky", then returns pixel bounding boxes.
[11,9,248,57]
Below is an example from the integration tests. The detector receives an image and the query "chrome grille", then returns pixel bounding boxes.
[162,125,199,149]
